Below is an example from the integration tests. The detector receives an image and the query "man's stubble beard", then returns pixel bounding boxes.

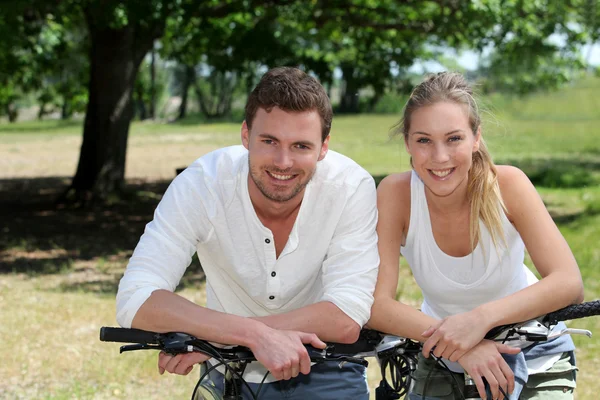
[248,159,316,203]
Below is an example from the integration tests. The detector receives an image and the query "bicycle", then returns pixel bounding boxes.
[100,299,600,400]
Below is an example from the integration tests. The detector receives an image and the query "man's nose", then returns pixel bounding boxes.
[273,149,293,170]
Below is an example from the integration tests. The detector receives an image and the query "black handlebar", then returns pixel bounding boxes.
[100,326,376,367]
[484,300,600,341]
[100,326,161,344]
[544,300,600,325]
[102,300,600,354]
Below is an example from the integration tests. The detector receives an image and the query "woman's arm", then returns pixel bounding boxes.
[475,165,584,325]
[422,166,584,360]
[367,173,438,341]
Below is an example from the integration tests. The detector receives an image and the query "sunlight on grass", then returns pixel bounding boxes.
[0,276,207,399]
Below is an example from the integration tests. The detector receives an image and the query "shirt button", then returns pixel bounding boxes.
[271,271,276,277]
[265,238,271,244]
[269,295,275,300]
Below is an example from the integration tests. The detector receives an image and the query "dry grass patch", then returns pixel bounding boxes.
[0,275,208,400]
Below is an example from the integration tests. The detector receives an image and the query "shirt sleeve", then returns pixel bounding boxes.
[116,168,214,328]
[320,174,380,327]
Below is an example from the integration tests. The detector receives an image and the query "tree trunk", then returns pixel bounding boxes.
[339,64,360,113]
[135,84,148,120]
[65,22,153,204]
[38,103,47,120]
[149,43,156,119]
[6,103,18,122]
[177,64,196,120]
[61,97,71,120]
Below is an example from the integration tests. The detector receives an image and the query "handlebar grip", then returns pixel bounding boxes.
[545,300,600,325]
[100,327,160,345]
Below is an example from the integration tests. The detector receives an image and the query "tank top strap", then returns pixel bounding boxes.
[404,171,429,251]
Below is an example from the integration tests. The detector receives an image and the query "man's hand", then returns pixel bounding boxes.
[158,351,212,376]
[249,328,326,381]
[421,309,489,361]
[457,340,520,400]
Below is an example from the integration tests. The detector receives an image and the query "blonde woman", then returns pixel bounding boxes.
[368,72,583,400]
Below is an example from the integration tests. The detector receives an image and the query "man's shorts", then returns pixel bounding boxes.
[195,360,369,400]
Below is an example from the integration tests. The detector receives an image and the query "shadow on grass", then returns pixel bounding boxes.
[2,159,598,292]
[0,176,204,294]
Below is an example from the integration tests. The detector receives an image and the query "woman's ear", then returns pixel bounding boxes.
[473,126,481,153]
[404,135,411,155]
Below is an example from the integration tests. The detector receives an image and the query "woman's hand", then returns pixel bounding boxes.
[421,309,490,361]
[158,351,212,375]
[457,340,520,400]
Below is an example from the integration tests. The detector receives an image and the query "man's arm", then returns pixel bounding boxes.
[253,301,360,343]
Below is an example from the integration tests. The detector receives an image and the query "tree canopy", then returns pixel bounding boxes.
[0,0,593,203]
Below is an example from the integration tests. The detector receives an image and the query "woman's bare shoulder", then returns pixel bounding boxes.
[377,171,412,198]
[377,171,412,229]
[496,165,537,217]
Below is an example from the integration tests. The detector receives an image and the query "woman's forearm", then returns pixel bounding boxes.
[367,297,438,342]
[476,270,583,331]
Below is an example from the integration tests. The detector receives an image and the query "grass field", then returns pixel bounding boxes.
[1,77,600,399]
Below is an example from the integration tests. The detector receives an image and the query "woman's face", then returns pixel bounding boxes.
[405,101,480,199]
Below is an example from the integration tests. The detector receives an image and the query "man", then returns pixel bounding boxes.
[116,67,379,399]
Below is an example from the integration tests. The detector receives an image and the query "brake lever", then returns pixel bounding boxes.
[548,328,592,340]
[119,342,197,355]
[120,344,164,353]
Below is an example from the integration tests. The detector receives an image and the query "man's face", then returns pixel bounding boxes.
[242,107,329,204]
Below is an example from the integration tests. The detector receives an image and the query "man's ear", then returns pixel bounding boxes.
[241,120,250,150]
[318,135,330,161]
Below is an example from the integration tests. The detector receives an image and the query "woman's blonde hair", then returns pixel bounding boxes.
[395,71,506,251]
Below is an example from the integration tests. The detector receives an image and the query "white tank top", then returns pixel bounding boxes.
[400,172,560,373]
[401,171,538,320]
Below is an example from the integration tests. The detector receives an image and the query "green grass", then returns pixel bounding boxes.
[1,76,600,399]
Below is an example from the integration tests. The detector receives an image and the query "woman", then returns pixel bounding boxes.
[368,72,584,400]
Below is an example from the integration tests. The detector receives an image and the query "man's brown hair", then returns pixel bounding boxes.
[245,67,332,142]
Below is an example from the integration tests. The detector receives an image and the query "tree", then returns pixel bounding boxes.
[34,17,89,120]
[477,0,586,94]
[577,0,600,67]
[67,0,292,204]
[0,1,46,122]
[2,0,589,204]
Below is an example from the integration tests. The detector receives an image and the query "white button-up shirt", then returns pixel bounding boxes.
[116,145,379,332]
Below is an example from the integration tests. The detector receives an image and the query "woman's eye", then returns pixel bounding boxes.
[416,138,429,144]
[449,136,462,142]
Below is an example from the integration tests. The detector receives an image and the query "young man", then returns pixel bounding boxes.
[116,67,379,398]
